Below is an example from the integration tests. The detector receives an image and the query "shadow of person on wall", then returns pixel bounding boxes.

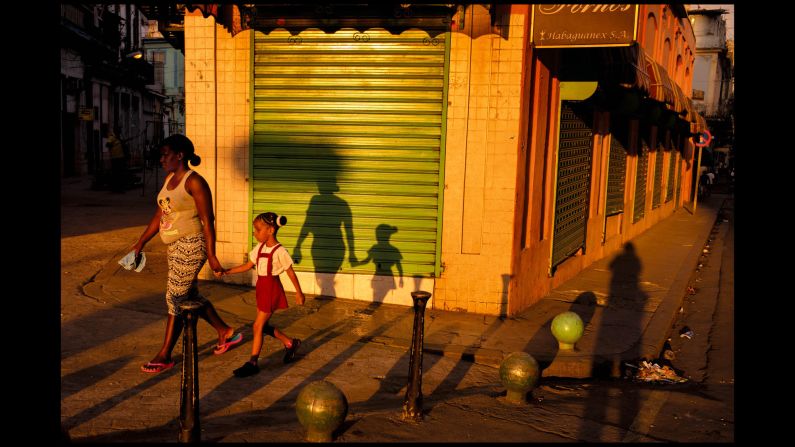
[354,223,403,303]
[293,178,358,298]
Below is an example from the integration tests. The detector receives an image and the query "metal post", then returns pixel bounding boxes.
[178,301,203,443]
[402,290,431,422]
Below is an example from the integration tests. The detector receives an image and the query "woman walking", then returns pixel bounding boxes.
[132,134,242,373]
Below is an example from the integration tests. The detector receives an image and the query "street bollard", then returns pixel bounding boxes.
[178,301,203,443]
[402,290,431,422]
[499,352,540,404]
[550,311,584,351]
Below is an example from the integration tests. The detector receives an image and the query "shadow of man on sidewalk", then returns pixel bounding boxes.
[576,241,648,441]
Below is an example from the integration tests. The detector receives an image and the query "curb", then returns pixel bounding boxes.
[636,208,720,363]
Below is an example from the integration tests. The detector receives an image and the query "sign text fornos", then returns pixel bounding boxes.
[531,4,638,48]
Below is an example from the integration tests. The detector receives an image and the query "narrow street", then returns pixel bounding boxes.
[61,176,734,442]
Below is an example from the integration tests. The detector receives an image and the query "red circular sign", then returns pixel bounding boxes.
[694,130,712,147]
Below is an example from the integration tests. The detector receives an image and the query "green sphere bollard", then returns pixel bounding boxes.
[551,311,584,350]
[499,352,540,404]
[296,380,348,442]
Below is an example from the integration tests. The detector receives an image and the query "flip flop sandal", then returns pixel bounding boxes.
[141,361,175,374]
[213,332,243,355]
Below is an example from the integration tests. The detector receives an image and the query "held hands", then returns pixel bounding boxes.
[213,269,227,278]
[208,255,224,276]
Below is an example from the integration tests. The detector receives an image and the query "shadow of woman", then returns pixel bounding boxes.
[576,241,649,441]
[293,179,358,298]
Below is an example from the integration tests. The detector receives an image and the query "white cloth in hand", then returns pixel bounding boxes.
[118,250,146,272]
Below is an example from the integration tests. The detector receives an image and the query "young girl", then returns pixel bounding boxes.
[217,212,306,377]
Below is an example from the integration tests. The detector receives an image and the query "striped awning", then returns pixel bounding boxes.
[598,44,699,124]
[643,53,676,107]
[684,97,697,122]
[669,82,687,116]
[186,4,249,36]
[183,3,458,37]
[600,43,652,97]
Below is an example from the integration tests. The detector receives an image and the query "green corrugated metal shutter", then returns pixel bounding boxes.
[652,140,664,209]
[633,135,649,223]
[552,101,593,269]
[606,122,628,216]
[252,29,447,277]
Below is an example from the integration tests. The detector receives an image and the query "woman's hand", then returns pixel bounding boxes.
[130,243,143,256]
[207,255,223,273]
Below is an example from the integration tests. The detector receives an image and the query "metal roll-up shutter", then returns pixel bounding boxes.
[253,29,447,277]
[606,123,628,216]
[675,154,682,205]
[652,141,664,209]
[666,146,676,202]
[633,136,649,223]
[551,101,593,270]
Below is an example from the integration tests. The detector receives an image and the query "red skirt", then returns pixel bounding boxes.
[256,274,289,313]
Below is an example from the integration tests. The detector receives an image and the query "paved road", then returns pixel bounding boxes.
[61,176,734,442]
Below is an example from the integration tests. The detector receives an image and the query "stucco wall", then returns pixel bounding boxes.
[433,5,528,315]
[184,12,252,282]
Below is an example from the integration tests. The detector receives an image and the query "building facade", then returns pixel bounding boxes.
[145,4,703,316]
[60,4,160,180]
[687,7,733,156]
[143,19,186,149]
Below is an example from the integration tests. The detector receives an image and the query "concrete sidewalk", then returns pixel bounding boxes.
[82,195,726,379]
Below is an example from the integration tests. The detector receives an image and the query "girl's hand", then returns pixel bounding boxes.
[213,269,226,278]
[296,291,306,306]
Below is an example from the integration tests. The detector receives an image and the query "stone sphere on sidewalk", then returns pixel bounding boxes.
[295,380,348,443]
[499,352,540,404]
[551,311,584,350]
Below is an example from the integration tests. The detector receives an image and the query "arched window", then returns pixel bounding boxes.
[675,55,683,86]
[663,38,672,69]
[675,31,683,57]
[645,13,657,56]
[685,67,691,93]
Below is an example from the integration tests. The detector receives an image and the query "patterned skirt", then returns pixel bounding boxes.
[165,233,209,316]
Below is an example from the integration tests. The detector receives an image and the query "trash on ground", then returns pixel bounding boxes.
[633,361,688,383]
[679,326,694,339]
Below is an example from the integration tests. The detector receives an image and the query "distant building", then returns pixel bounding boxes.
[60,5,168,180]
[143,18,185,147]
[687,7,733,151]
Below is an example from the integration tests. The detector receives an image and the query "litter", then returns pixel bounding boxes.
[679,326,694,339]
[634,361,688,383]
